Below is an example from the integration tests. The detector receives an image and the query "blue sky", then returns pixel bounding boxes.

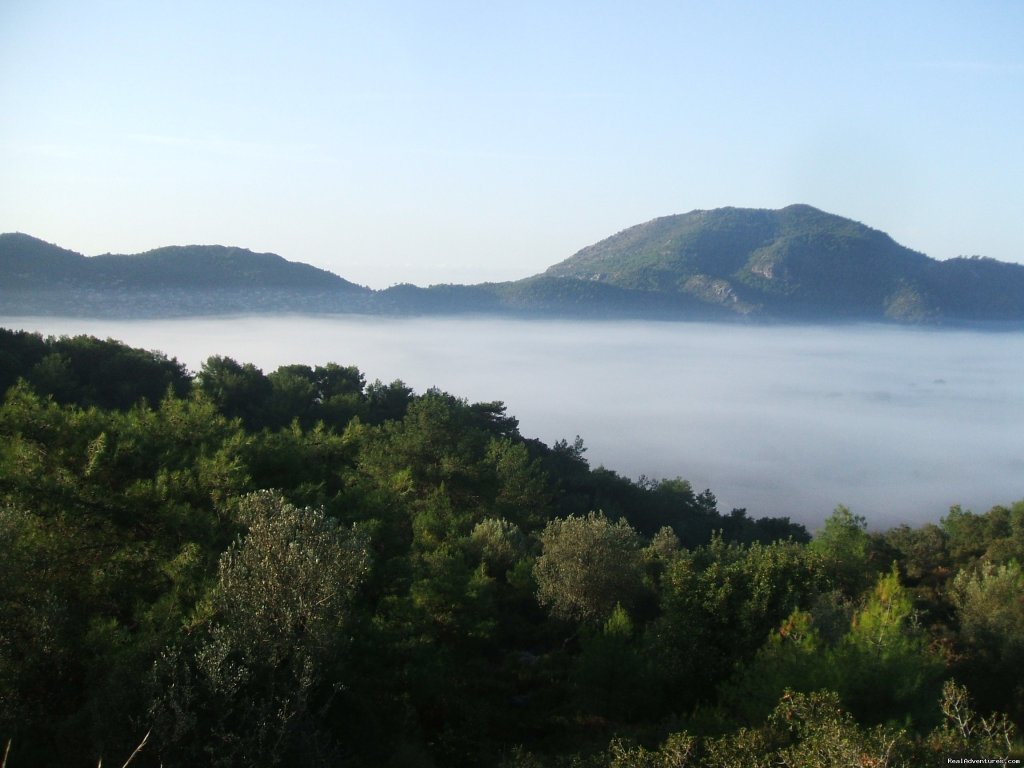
[2,1,1022,288]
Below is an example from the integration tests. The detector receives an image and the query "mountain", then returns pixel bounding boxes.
[89,244,364,291]
[3,207,1024,323]
[0,234,372,316]
[542,204,1024,322]
[0,232,92,289]
[383,205,1024,323]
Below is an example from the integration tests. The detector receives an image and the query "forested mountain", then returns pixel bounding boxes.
[543,204,1024,322]
[0,234,363,291]
[0,233,372,315]
[2,328,1022,766]
[4,205,1024,323]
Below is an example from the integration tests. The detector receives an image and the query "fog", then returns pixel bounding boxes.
[5,314,1024,531]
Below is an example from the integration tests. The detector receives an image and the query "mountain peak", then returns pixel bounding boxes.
[542,205,1011,321]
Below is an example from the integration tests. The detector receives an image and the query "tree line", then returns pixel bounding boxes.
[0,328,1021,766]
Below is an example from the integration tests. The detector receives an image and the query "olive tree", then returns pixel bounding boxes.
[152,492,370,766]
[533,511,644,624]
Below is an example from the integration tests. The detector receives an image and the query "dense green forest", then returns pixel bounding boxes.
[1,328,1022,767]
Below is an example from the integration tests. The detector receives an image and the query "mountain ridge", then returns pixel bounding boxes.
[3,206,1024,324]
[0,234,368,291]
[543,204,941,320]
[0,233,374,316]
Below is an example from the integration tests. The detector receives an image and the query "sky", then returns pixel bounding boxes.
[2,1,1022,289]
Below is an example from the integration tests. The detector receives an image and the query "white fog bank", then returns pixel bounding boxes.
[4,315,1023,531]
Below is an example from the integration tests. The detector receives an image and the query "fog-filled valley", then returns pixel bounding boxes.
[5,314,1022,529]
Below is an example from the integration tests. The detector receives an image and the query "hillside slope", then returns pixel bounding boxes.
[0,234,371,316]
[542,204,1004,321]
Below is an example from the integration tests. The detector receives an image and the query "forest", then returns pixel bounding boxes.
[0,327,1022,767]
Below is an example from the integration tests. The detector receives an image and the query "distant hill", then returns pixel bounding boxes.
[0,234,372,316]
[4,207,1024,323]
[0,232,91,289]
[89,244,363,291]
[542,204,1024,322]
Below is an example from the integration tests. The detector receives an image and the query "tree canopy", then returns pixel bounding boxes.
[0,328,1020,767]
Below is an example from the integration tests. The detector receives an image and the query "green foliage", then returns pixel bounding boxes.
[928,680,1016,761]
[150,492,370,766]
[583,685,1018,768]
[764,690,912,767]
[601,732,696,768]
[1,330,1021,766]
[837,565,944,725]
[570,604,648,721]
[809,505,876,595]
[942,505,993,565]
[952,561,1024,723]
[265,362,367,430]
[0,384,245,764]
[364,377,414,424]
[534,512,646,625]
[882,523,949,587]
[469,517,530,576]
[0,328,191,410]
[719,609,831,724]
[943,502,1024,568]
[650,536,820,710]
[724,566,945,728]
[196,355,274,430]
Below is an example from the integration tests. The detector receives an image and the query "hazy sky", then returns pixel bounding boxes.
[2,1,1022,288]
